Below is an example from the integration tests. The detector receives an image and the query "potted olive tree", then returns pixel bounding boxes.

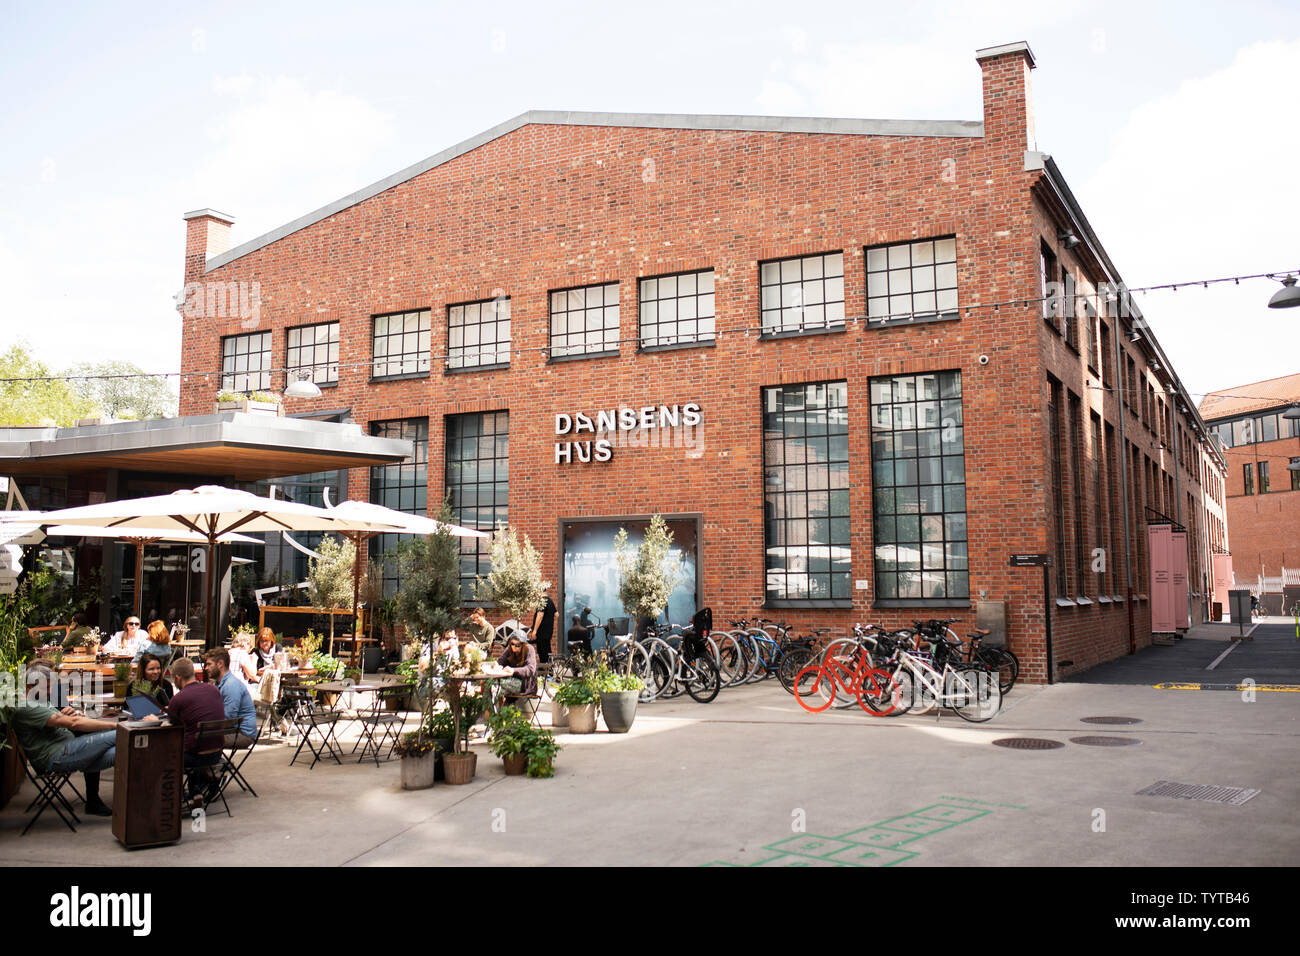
[394,501,466,785]
[605,514,682,731]
[475,525,551,637]
[305,535,356,658]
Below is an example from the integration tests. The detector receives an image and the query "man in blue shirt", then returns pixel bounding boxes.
[204,648,257,748]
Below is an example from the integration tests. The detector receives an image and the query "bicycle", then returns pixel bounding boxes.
[793,645,902,716]
[650,627,721,703]
[878,631,1002,722]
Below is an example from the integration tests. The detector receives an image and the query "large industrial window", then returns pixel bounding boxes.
[762,381,850,603]
[1049,379,1068,597]
[759,251,845,336]
[865,237,958,327]
[870,370,969,603]
[372,309,430,380]
[639,270,715,349]
[286,322,339,386]
[1258,460,1270,494]
[448,298,511,370]
[549,282,620,359]
[369,418,428,596]
[1041,242,1059,328]
[220,331,271,393]
[445,411,509,600]
[1068,392,1087,595]
[1242,462,1254,496]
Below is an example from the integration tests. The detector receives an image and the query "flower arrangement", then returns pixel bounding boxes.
[392,731,438,758]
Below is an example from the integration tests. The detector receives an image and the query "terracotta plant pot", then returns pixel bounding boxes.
[442,751,478,785]
[399,753,435,790]
[502,753,526,775]
[567,703,597,734]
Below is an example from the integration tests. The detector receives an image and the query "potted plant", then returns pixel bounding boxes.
[592,658,644,733]
[487,706,532,775]
[474,525,552,634]
[305,535,356,659]
[523,726,560,778]
[613,514,683,674]
[553,675,600,734]
[214,389,284,416]
[393,732,437,790]
[112,661,131,700]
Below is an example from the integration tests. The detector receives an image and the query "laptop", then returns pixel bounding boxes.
[123,695,163,719]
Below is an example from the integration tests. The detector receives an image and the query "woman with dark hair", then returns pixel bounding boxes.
[62,612,94,650]
[128,653,174,706]
[496,632,537,698]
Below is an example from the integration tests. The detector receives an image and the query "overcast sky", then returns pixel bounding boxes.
[1,0,1297,403]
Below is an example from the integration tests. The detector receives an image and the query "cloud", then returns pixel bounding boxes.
[1079,38,1300,395]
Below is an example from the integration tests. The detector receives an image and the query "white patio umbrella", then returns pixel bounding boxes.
[39,487,408,648]
[324,500,488,667]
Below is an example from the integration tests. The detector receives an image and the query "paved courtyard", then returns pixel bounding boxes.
[3,626,1296,866]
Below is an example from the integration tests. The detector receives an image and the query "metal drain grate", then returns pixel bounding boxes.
[1071,735,1141,747]
[992,737,1065,750]
[1081,716,1143,725]
[1136,781,1261,805]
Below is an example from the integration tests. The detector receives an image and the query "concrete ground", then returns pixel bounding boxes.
[2,640,1296,866]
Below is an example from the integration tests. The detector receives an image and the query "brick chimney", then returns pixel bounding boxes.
[182,208,235,283]
[976,41,1037,154]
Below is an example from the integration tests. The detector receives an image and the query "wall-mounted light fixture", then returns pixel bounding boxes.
[1057,229,1081,250]
[284,372,322,399]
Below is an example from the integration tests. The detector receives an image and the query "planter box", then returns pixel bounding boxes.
[442,751,477,785]
[567,703,597,734]
[550,701,569,728]
[502,753,527,775]
[215,399,283,416]
[400,753,435,790]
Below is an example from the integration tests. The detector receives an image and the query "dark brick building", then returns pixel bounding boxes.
[178,42,1227,680]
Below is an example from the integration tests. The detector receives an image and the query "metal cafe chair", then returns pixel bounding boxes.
[15,739,84,835]
[219,701,273,801]
[352,683,412,765]
[187,717,241,817]
[285,688,344,770]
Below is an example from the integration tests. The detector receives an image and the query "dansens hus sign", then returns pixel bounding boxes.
[555,402,701,464]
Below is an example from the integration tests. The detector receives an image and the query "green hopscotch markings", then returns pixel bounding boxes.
[703,801,1011,867]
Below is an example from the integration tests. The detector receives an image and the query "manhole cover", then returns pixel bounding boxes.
[1081,716,1143,725]
[1070,735,1141,747]
[992,737,1065,750]
[1136,781,1261,806]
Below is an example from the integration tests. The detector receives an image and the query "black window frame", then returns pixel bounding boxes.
[638,268,717,352]
[371,309,431,382]
[758,251,846,339]
[445,410,509,601]
[446,297,511,372]
[219,330,272,393]
[864,236,959,329]
[369,417,429,596]
[285,321,340,388]
[548,281,621,361]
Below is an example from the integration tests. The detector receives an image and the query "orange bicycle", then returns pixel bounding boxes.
[793,646,902,716]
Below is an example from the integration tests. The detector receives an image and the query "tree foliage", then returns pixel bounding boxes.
[0,343,94,426]
[64,360,177,420]
[305,535,355,647]
[394,501,463,642]
[614,514,683,624]
[476,525,551,624]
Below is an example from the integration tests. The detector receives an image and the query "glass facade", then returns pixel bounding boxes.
[869,371,968,601]
[369,418,429,595]
[445,411,509,599]
[762,381,850,602]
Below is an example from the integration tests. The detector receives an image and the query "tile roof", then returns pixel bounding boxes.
[1198,371,1300,420]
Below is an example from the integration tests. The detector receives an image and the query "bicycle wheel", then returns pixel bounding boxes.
[820,638,868,708]
[777,645,815,694]
[793,665,836,713]
[886,665,915,716]
[628,644,664,703]
[684,655,721,703]
[949,665,1002,722]
[545,656,578,697]
[856,668,902,716]
[978,647,1019,696]
[717,633,749,686]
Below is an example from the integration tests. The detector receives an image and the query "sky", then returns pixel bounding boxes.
[1,0,1298,405]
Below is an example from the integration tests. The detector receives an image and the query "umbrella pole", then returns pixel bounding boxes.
[134,540,144,620]
[207,540,217,651]
[350,533,364,672]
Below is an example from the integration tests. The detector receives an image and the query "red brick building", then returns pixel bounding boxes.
[1201,372,1300,613]
[178,42,1227,680]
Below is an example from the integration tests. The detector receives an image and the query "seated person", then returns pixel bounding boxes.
[10,662,117,816]
[128,653,174,706]
[204,648,258,749]
[143,657,226,803]
[253,627,281,674]
[496,632,538,698]
[566,615,592,656]
[227,633,259,685]
[465,607,494,647]
[61,612,95,651]
[132,619,173,667]
[102,616,143,657]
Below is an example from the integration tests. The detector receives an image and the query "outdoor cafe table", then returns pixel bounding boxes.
[444,666,513,748]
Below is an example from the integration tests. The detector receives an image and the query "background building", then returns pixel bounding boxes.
[176,42,1227,680]
[1201,372,1300,614]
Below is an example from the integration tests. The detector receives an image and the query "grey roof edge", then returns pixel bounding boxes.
[0,412,411,466]
[975,41,1036,67]
[203,109,985,272]
[1038,156,1226,469]
[183,208,236,223]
